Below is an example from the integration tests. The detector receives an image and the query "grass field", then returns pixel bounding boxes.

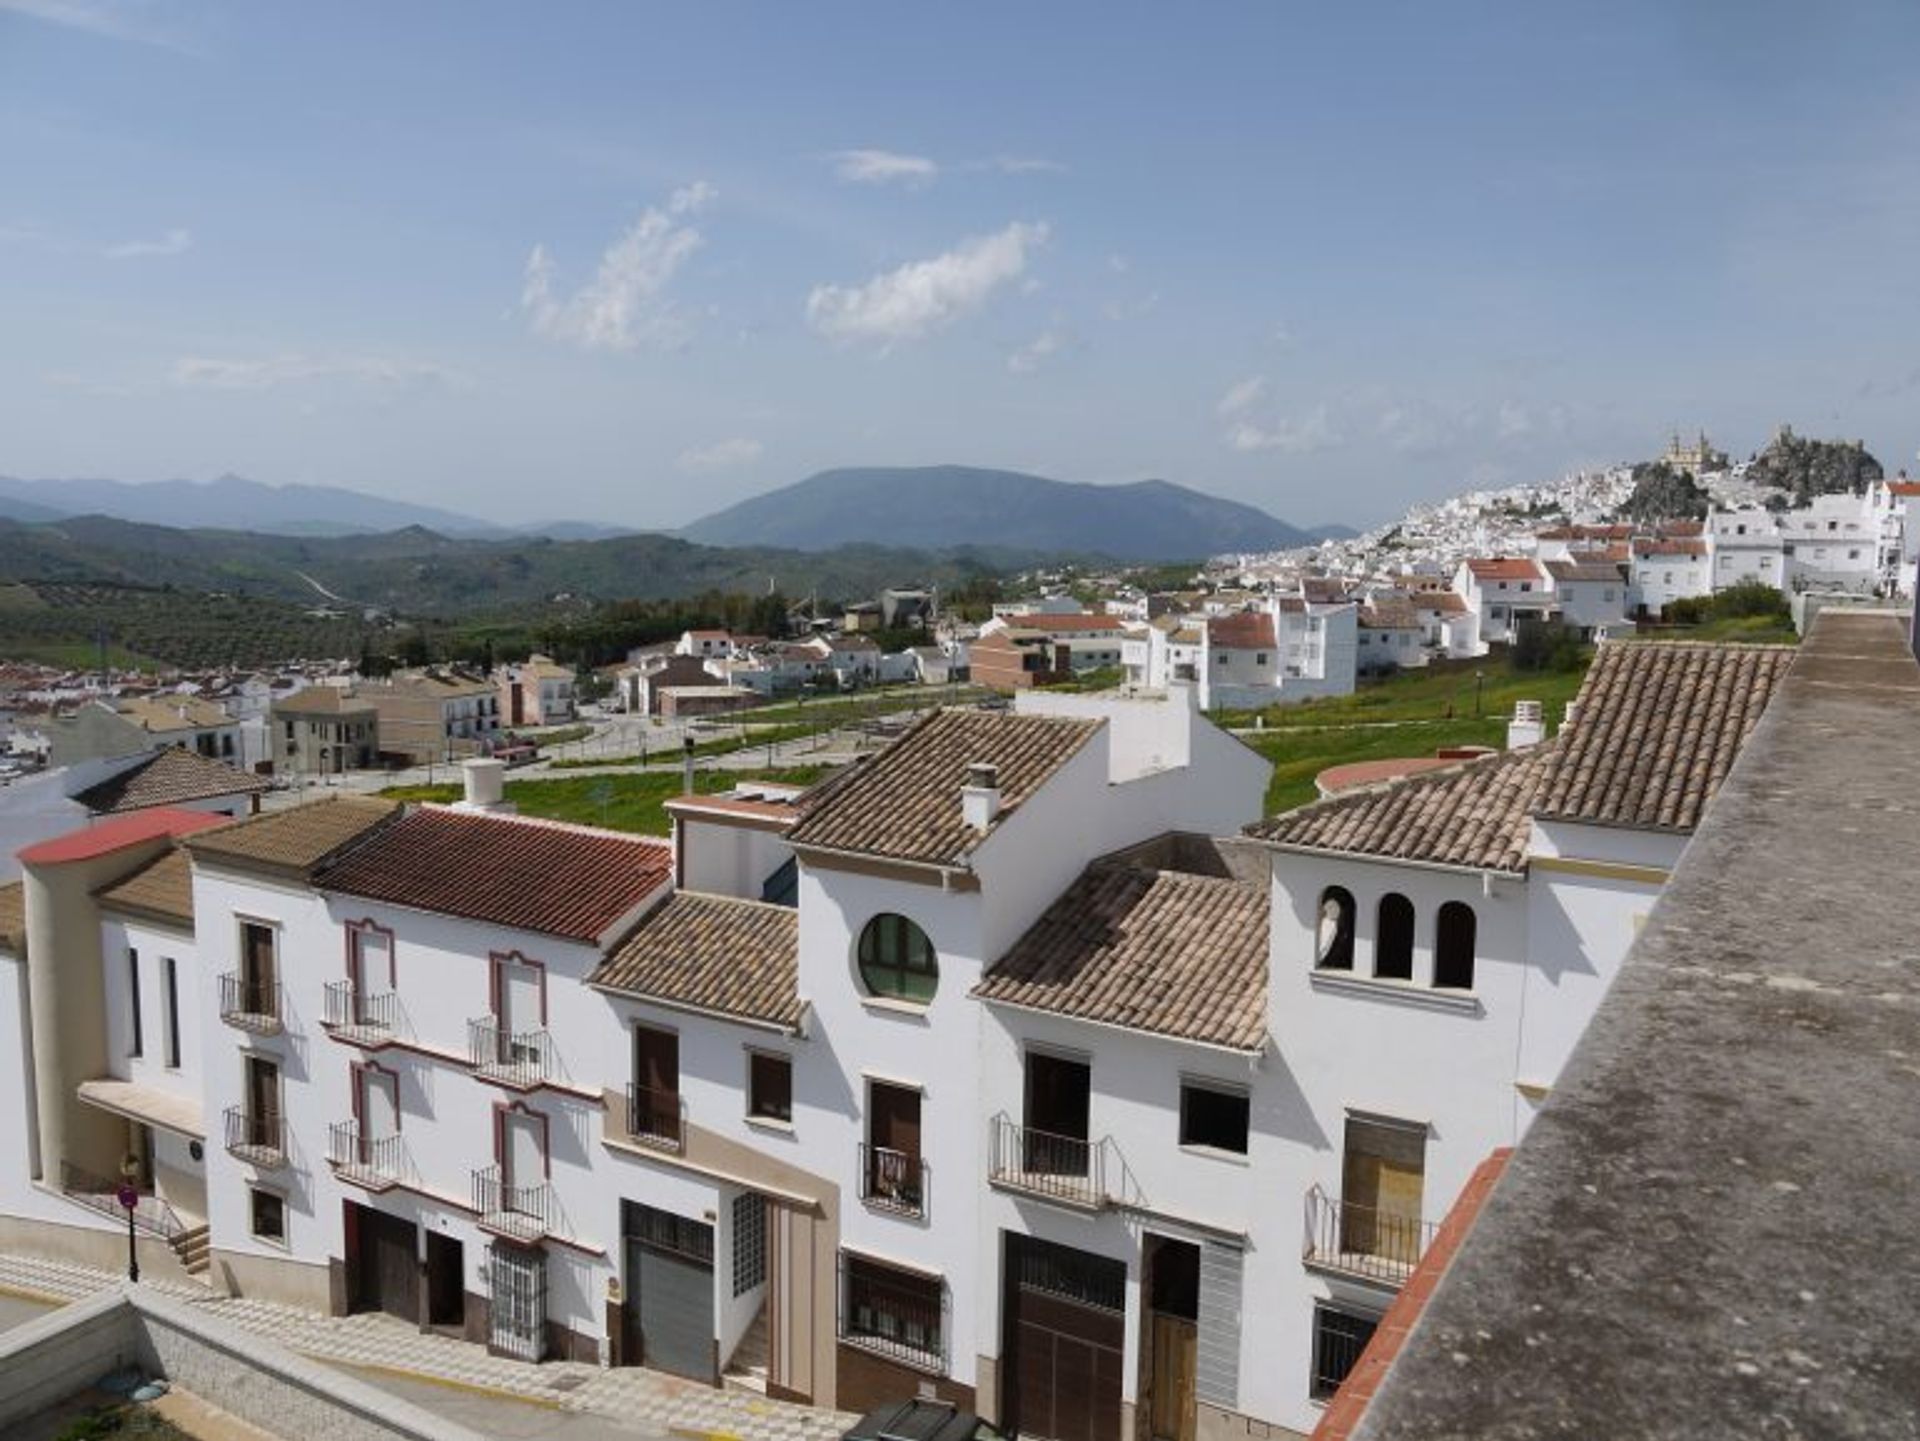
[740,684,986,725]
[1218,653,1592,732]
[380,765,830,835]
[546,721,829,769]
[1243,717,1512,815]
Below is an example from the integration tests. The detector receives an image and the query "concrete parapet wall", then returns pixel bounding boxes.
[0,1283,486,1441]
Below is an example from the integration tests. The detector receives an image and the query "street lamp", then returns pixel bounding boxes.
[116,1152,141,1283]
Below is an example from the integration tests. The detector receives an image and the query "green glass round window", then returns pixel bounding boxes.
[857,914,938,1003]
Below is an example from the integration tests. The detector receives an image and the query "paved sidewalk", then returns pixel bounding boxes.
[0,1253,854,1441]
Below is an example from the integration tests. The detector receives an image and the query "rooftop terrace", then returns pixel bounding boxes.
[1351,609,1920,1439]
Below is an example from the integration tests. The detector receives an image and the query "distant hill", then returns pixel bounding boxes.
[0,474,635,541]
[680,466,1319,560]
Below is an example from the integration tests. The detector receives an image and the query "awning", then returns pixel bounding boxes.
[76,1078,204,1142]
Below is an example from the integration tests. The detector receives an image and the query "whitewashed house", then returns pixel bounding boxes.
[1453,559,1553,646]
[1628,536,1712,617]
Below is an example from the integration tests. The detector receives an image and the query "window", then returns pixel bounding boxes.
[163,958,181,1068]
[748,1051,792,1124]
[249,1187,287,1244]
[1214,653,1227,665]
[1311,1304,1379,1400]
[864,1081,923,1215]
[127,949,143,1058]
[841,1253,943,1367]
[1179,1082,1249,1155]
[732,1192,766,1297]
[857,914,938,1003]
[630,1026,681,1146]
[1315,887,1355,971]
[1256,652,1269,665]
[1374,894,1415,981]
[1434,902,1477,990]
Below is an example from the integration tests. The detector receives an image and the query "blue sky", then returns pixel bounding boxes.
[3,1,1917,530]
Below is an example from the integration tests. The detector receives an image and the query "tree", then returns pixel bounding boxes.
[1621,462,1708,522]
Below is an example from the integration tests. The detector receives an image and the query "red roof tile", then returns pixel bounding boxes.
[1466,558,1544,582]
[317,807,672,944]
[1206,612,1278,649]
[18,808,226,867]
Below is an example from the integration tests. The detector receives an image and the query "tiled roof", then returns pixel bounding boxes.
[1247,747,1551,874]
[1632,538,1707,558]
[0,881,22,954]
[1534,641,1795,832]
[1888,479,1920,497]
[271,687,376,716]
[1003,613,1127,634]
[117,696,230,733]
[184,795,400,876]
[20,808,227,867]
[1207,612,1278,649]
[1360,601,1423,631]
[73,747,268,815]
[96,847,194,928]
[787,708,1101,866]
[317,807,671,943]
[1466,558,1544,582]
[588,892,801,1030]
[1413,593,1469,615]
[1542,559,1627,584]
[974,863,1269,1052]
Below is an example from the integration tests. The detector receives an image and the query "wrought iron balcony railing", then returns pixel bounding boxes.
[1302,1184,1436,1287]
[467,1017,555,1088]
[326,1120,405,1191]
[223,1105,287,1168]
[218,972,282,1034]
[987,1114,1109,1209]
[472,1163,552,1242]
[321,980,398,1042]
[625,1082,684,1152]
[859,1142,927,1218]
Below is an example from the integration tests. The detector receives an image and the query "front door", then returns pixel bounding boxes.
[1146,1238,1200,1441]
[425,1231,465,1331]
[487,1242,546,1361]
[349,1200,419,1322]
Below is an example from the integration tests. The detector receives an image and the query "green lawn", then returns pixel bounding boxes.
[380,766,830,835]
[1243,717,1512,816]
[1645,615,1799,645]
[546,721,829,769]
[1215,652,1592,731]
[739,684,986,725]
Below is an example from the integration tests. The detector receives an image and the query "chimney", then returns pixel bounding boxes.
[962,762,1002,833]
[1561,700,1581,733]
[457,757,513,814]
[1507,700,1545,751]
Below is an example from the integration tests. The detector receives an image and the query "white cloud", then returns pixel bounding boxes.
[521,183,714,351]
[1008,328,1065,374]
[1228,404,1340,455]
[1217,375,1267,417]
[104,227,191,259]
[0,0,195,51]
[677,437,763,472]
[806,220,1048,347]
[983,156,1066,175]
[1496,401,1533,439]
[170,354,457,390]
[831,149,937,186]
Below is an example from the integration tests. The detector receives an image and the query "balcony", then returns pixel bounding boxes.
[472,1163,552,1243]
[468,1017,555,1089]
[223,1106,287,1169]
[218,972,282,1035]
[59,1162,187,1241]
[624,1082,684,1153]
[1302,1185,1436,1288]
[859,1142,926,1218]
[987,1114,1109,1210]
[326,1121,405,1192]
[320,981,397,1046]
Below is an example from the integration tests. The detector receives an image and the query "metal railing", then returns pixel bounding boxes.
[59,1161,187,1241]
[321,980,397,1038]
[838,1252,947,1369]
[472,1164,552,1240]
[217,972,282,1033]
[987,1114,1106,1208]
[467,1017,554,1088]
[223,1105,287,1167]
[859,1142,926,1218]
[625,1082,684,1152]
[326,1121,405,1189]
[1302,1185,1436,1286]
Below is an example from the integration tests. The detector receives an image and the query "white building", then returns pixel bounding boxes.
[1453,559,1553,646]
[0,642,1797,1438]
[1124,596,1358,709]
[1540,558,1629,639]
[1628,537,1712,617]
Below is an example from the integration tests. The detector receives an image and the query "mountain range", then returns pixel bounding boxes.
[680,465,1343,557]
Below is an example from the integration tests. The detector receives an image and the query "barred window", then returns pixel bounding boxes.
[1311,1304,1378,1400]
[841,1254,943,1367]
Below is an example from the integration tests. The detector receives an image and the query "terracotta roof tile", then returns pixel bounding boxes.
[1360,601,1424,631]
[1248,747,1551,874]
[974,863,1269,1052]
[183,795,400,876]
[589,892,800,1029]
[1207,612,1278,649]
[1535,641,1795,831]
[788,708,1101,866]
[317,807,671,944]
[1632,537,1707,558]
[1466,558,1544,582]
[1542,558,1627,585]
[95,847,194,928]
[72,748,267,815]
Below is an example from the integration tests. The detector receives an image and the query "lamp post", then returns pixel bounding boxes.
[116,1152,140,1284]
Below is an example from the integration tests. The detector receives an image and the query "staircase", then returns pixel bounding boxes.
[723,1305,769,1395]
[170,1224,211,1278]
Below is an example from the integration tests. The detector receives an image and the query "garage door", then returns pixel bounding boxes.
[1002,1235,1126,1441]
[350,1201,419,1323]
[623,1201,715,1383]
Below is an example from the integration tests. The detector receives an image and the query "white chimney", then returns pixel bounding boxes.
[961,762,1002,833]
[457,757,513,814]
[1507,700,1545,751]
[1561,700,1581,733]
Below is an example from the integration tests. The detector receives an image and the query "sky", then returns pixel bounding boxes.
[2,1,1918,532]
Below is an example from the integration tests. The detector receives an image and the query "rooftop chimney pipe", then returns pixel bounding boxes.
[962,762,1002,833]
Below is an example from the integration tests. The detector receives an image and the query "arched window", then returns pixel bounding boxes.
[1315,887,1355,971]
[1375,894,1415,981]
[858,914,938,1003]
[1434,902,1477,990]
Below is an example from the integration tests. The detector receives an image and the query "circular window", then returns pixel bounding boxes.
[857,914,938,1003]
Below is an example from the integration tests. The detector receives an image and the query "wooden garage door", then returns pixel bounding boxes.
[350,1201,418,1322]
[1003,1235,1126,1441]
[624,1201,715,1383]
